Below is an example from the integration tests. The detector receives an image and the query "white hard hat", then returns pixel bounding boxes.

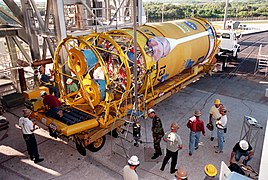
[66,78,73,85]
[128,155,140,166]
[148,108,155,114]
[239,140,249,150]
[40,91,47,97]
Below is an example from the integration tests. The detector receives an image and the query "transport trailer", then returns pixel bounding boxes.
[24,17,220,155]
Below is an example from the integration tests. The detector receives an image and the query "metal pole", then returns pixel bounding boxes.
[223,0,228,30]
[133,0,138,118]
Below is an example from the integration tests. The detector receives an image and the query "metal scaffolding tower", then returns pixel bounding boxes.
[240,116,263,151]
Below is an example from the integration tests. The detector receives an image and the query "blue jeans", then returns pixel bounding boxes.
[189,131,201,154]
[217,128,225,151]
[235,150,253,165]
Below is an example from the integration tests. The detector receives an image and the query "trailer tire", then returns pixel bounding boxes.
[86,136,106,152]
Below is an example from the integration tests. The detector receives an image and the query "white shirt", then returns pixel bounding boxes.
[123,165,138,180]
[216,115,227,129]
[209,105,221,119]
[19,117,34,134]
[163,131,182,152]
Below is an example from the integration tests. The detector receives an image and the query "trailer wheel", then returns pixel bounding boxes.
[86,136,106,152]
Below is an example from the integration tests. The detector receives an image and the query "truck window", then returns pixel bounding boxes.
[222,33,230,39]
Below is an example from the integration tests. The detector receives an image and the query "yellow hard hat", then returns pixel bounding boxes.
[204,164,217,177]
[214,99,220,105]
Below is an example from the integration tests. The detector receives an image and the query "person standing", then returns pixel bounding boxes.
[160,122,183,174]
[215,107,227,153]
[187,110,205,156]
[148,108,164,159]
[39,66,60,98]
[66,78,78,93]
[123,155,140,180]
[18,109,44,163]
[209,99,222,141]
[40,91,62,118]
[230,140,254,166]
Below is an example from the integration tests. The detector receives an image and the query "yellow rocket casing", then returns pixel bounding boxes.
[138,18,217,87]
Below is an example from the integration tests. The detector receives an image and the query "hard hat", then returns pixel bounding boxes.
[175,168,188,179]
[239,140,249,150]
[148,108,155,115]
[194,110,201,116]
[128,155,140,166]
[66,78,73,85]
[22,109,32,117]
[40,91,47,97]
[171,122,179,130]
[204,164,217,177]
[214,99,221,104]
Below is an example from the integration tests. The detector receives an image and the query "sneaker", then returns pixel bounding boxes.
[215,150,223,153]
[30,156,34,161]
[210,137,214,141]
[34,158,44,164]
[195,146,199,150]
[170,169,178,174]
[151,154,160,159]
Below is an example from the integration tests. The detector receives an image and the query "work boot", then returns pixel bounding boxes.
[210,137,214,141]
[34,158,44,164]
[170,169,178,174]
[151,153,160,159]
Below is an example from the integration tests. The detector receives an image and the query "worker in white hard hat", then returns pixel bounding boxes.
[148,108,164,159]
[123,155,140,180]
[208,99,223,141]
[66,78,78,93]
[175,168,188,180]
[230,140,254,166]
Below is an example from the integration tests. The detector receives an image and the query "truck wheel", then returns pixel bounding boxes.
[86,136,106,152]
[76,142,87,156]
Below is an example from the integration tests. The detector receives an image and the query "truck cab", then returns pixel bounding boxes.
[216,29,240,59]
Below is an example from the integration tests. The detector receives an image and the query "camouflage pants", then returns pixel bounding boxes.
[153,135,162,154]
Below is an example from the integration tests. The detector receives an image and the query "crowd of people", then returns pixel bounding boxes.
[123,98,254,179]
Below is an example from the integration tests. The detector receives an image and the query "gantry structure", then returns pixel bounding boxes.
[0,0,144,93]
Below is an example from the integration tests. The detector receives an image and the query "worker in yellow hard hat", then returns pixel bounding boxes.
[208,99,223,141]
[204,164,218,179]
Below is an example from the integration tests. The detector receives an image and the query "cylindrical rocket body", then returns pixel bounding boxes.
[138,18,216,86]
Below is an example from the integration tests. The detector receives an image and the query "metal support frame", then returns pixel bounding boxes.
[240,116,263,151]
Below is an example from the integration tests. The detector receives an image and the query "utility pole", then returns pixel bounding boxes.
[223,0,229,30]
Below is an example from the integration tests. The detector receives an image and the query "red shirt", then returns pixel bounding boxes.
[187,116,205,134]
[43,95,61,108]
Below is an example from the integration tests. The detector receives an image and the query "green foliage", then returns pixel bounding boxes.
[144,1,268,21]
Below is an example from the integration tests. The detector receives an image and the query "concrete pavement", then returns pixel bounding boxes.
[0,71,267,180]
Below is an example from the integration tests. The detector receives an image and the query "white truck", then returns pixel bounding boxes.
[216,29,241,68]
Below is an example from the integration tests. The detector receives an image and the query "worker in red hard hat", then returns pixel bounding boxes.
[175,168,188,180]
[208,99,223,141]
[230,140,254,166]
